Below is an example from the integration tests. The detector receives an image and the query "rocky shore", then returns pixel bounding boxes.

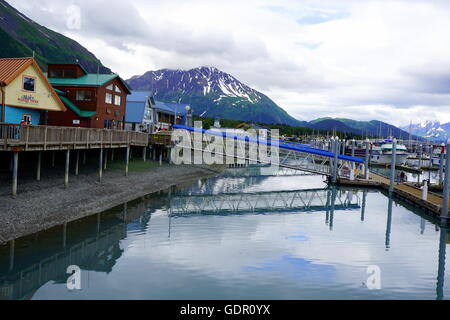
[0,162,222,244]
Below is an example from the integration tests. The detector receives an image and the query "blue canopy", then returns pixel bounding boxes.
[173,124,364,163]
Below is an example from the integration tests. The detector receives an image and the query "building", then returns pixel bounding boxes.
[125,91,193,132]
[0,57,66,125]
[46,63,131,129]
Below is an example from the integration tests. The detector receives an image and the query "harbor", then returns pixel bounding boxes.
[1,167,449,300]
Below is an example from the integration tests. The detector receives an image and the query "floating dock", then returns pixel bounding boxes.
[338,172,448,218]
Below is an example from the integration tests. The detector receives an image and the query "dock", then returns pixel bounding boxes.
[0,123,175,196]
[338,172,448,218]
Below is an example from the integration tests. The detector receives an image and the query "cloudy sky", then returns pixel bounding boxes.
[8,0,450,126]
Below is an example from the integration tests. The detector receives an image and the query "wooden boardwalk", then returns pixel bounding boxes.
[0,123,150,151]
[339,172,449,217]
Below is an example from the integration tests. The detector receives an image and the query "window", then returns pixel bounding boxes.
[105,93,113,104]
[23,76,35,92]
[106,84,113,90]
[49,69,63,78]
[76,90,94,101]
[114,85,121,93]
[48,69,75,78]
[114,95,121,106]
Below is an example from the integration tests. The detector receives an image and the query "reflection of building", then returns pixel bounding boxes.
[125,91,193,132]
[0,57,66,125]
[46,63,131,129]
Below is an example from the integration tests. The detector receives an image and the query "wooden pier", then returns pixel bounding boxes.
[0,123,174,196]
[338,172,449,218]
[0,123,149,151]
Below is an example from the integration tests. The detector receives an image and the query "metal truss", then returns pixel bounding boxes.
[172,130,365,179]
[169,188,361,216]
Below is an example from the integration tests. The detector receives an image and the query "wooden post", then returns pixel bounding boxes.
[111,148,114,161]
[64,150,70,188]
[441,139,450,222]
[159,147,163,167]
[389,139,397,194]
[364,140,370,179]
[83,150,87,165]
[439,143,445,185]
[99,148,103,182]
[9,240,15,272]
[37,152,41,181]
[12,152,18,197]
[125,146,130,176]
[62,222,67,249]
[104,149,108,170]
[143,146,147,162]
[75,150,79,176]
[52,151,55,168]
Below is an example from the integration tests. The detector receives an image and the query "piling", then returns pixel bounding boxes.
[125,146,130,176]
[440,139,450,222]
[389,138,397,194]
[12,152,18,197]
[439,143,445,185]
[64,150,70,188]
[37,152,41,181]
[364,139,370,179]
[75,150,79,176]
[98,148,103,182]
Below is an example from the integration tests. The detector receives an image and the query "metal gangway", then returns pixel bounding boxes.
[169,188,361,216]
[172,125,367,179]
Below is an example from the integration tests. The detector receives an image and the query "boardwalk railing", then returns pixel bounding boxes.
[0,123,150,151]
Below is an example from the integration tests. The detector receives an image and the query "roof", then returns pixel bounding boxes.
[125,101,146,123]
[47,74,132,94]
[154,101,188,116]
[0,57,66,111]
[128,91,152,102]
[0,57,33,85]
[57,93,96,118]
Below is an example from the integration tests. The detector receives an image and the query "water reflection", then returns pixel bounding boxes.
[0,167,449,300]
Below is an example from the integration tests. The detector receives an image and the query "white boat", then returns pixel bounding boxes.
[371,142,408,165]
[431,146,446,167]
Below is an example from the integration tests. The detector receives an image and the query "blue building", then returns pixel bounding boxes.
[125,91,192,132]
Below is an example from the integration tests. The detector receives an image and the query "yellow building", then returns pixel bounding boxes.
[0,57,65,125]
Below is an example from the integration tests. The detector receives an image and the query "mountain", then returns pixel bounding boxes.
[126,66,304,126]
[400,120,450,142]
[0,0,111,73]
[310,117,420,140]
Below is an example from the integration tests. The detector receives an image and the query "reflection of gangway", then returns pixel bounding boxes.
[169,188,361,216]
[172,125,366,179]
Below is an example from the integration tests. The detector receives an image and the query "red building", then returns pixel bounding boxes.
[46,63,131,129]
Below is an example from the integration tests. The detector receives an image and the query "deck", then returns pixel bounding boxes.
[0,123,175,152]
[339,172,449,217]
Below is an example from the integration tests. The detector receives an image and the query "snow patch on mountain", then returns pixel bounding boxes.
[401,120,450,141]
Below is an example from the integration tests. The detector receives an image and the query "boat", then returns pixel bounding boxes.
[370,141,409,165]
[431,145,446,167]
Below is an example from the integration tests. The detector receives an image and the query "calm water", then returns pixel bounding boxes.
[0,166,449,300]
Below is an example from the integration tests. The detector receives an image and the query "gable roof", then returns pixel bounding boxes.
[125,101,146,123]
[155,101,188,116]
[47,73,132,94]
[128,91,152,102]
[0,57,35,85]
[0,57,66,111]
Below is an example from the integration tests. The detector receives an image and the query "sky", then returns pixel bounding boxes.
[8,0,450,126]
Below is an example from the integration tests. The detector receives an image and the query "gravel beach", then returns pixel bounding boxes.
[0,161,222,244]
